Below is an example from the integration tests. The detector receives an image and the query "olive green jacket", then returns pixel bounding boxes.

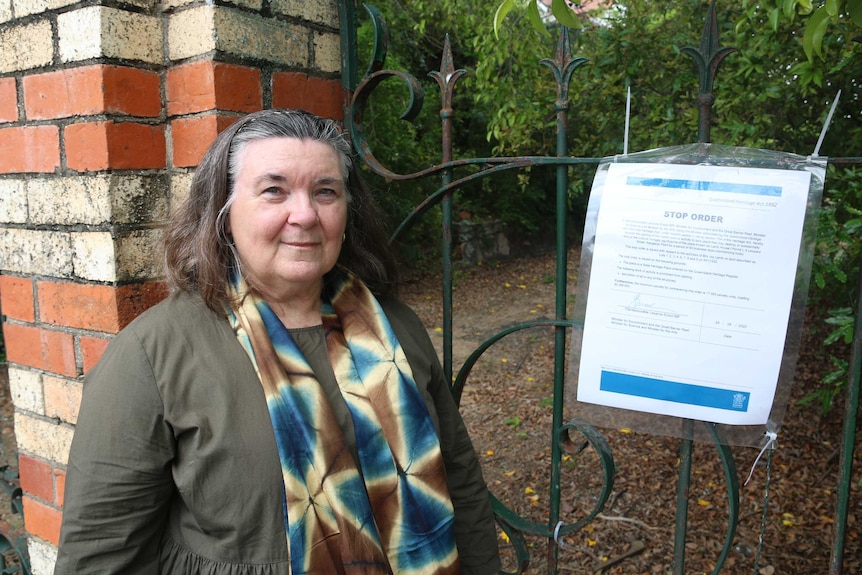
[55,292,500,574]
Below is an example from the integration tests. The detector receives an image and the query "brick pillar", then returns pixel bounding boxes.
[0,0,343,572]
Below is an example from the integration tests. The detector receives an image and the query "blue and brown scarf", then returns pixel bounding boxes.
[227,269,460,574]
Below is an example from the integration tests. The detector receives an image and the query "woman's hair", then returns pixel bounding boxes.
[163,108,399,312]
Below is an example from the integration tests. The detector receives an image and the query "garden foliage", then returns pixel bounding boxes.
[355,0,861,412]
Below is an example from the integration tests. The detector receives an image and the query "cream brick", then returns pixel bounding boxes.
[112,174,170,225]
[0,20,53,73]
[167,6,216,60]
[169,7,308,64]
[120,0,153,10]
[28,175,169,226]
[116,228,162,280]
[0,0,12,24]
[0,228,72,277]
[26,539,57,575]
[223,0,262,11]
[271,0,338,26]
[8,367,44,415]
[43,375,81,425]
[70,231,116,282]
[313,30,341,74]
[14,413,74,465]
[28,177,110,226]
[70,228,163,282]
[0,179,28,224]
[161,0,196,9]
[58,6,163,64]
[169,172,193,212]
[169,7,307,64]
[215,9,308,65]
[13,0,77,18]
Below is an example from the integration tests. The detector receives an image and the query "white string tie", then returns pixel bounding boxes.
[744,431,778,486]
[553,520,564,544]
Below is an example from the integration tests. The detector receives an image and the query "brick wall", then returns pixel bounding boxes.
[0,0,343,571]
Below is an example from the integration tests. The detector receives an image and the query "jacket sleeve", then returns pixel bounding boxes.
[381,298,502,575]
[425,343,502,574]
[54,328,175,575]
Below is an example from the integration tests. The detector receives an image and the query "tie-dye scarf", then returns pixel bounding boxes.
[226,269,460,574]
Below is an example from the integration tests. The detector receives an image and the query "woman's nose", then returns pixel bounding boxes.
[286,192,319,227]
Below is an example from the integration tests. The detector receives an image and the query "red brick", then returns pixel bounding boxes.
[116,281,168,329]
[103,66,161,117]
[18,455,53,502]
[171,114,237,168]
[65,121,166,171]
[272,72,343,120]
[107,122,166,169]
[0,78,18,123]
[24,66,162,120]
[0,125,60,173]
[22,496,62,546]
[213,63,262,113]
[304,76,343,120]
[54,469,66,507]
[37,281,169,333]
[167,61,262,116]
[37,281,120,332]
[0,275,35,322]
[4,324,77,377]
[166,61,216,116]
[63,122,108,170]
[80,336,110,374]
[23,67,102,120]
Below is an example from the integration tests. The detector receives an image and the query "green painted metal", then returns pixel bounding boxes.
[337,1,860,573]
[670,4,741,572]
[831,263,862,575]
[708,423,741,575]
[0,466,30,574]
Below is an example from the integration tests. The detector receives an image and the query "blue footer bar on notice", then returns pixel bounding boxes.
[600,371,750,412]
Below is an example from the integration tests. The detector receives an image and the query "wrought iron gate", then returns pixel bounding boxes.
[337,2,861,573]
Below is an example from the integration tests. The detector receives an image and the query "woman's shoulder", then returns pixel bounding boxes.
[376,295,427,334]
[120,291,226,339]
[90,290,252,397]
[104,291,235,366]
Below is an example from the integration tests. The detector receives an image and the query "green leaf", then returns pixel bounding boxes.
[803,6,832,62]
[551,0,581,29]
[527,0,550,37]
[815,272,826,289]
[797,0,815,15]
[769,7,781,31]
[825,0,841,16]
[849,0,862,26]
[494,0,517,40]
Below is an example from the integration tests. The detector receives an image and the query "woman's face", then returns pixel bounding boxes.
[228,136,348,302]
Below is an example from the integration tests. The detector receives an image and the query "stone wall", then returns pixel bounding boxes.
[0,1,342,571]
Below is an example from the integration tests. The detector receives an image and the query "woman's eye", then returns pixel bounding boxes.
[262,187,283,196]
[315,188,338,200]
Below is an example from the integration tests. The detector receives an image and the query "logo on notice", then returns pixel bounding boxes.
[732,393,747,410]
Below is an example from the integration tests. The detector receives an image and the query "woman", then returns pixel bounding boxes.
[55,109,501,574]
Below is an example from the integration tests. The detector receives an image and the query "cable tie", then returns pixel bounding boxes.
[553,520,564,545]
[744,431,778,487]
